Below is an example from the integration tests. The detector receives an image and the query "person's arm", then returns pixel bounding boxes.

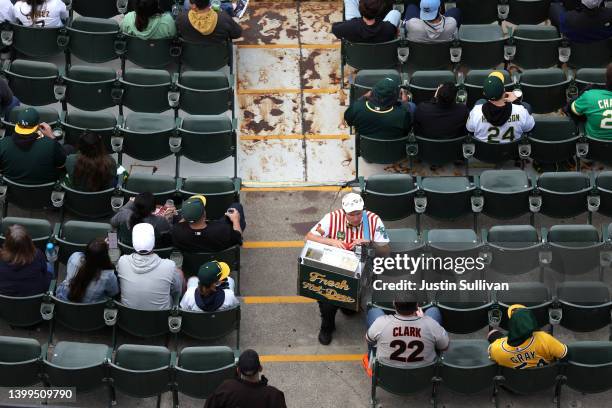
[106,272,120,298]
[58,0,69,22]
[465,107,478,133]
[365,316,385,345]
[331,21,348,40]
[544,332,568,361]
[110,200,135,228]
[305,214,345,249]
[225,209,242,235]
[344,103,356,127]
[226,14,243,39]
[522,110,536,133]
[433,324,450,352]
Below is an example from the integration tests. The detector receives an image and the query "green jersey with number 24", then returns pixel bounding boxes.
[572,89,612,140]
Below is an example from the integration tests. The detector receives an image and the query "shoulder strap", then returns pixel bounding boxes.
[362,210,370,241]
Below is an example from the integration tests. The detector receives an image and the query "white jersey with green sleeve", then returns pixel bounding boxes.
[572,89,612,140]
[466,103,535,143]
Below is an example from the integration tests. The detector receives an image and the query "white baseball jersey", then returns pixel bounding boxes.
[13,0,68,28]
[310,209,389,245]
[466,103,535,143]
[0,0,15,23]
[367,314,449,366]
[180,276,239,312]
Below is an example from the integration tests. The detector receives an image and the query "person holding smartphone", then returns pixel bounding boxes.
[171,194,245,252]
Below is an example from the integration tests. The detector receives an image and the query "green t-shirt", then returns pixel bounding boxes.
[0,133,66,184]
[344,99,412,140]
[572,88,612,140]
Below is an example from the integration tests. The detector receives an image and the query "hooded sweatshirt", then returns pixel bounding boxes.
[117,253,182,310]
[120,11,177,40]
[176,8,242,44]
[204,376,287,408]
[405,14,458,43]
[332,18,397,43]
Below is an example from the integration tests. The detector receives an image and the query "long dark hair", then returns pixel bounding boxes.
[25,0,45,23]
[135,0,159,32]
[73,132,114,191]
[67,238,114,302]
[129,192,156,229]
[0,225,36,266]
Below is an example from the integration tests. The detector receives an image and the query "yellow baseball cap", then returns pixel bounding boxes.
[488,71,506,83]
[197,261,231,286]
[507,304,527,319]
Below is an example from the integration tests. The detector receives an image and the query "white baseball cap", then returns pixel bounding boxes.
[581,0,602,8]
[132,223,155,254]
[342,193,364,213]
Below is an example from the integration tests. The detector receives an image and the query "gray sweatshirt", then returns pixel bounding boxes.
[117,253,182,310]
[405,15,458,43]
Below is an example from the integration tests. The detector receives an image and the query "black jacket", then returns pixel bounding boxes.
[204,376,287,408]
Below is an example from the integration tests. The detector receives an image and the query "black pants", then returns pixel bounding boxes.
[318,301,358,332]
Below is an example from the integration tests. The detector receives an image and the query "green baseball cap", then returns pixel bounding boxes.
[483,76,505,101]
[181,195,207,223]
[368,78,399,111]
[198,261,231,286]
[14,107,40,135]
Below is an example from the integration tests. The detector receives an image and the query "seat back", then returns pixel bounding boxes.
[119,113,176,161]
[519,68,569,113]
[52,297,109,333]
[123,35,175,69]
[528,116,578,164]
[5,59,59,106]
[0,336,41,387]
[111,344,172,398]
[60,184,116,220]
[64,65,117,111]
[499,364,560,393]
[179,177,238,220]
[120,68,172,113]
[374,359,437,395]
[115,302,172,338]
[178,115,235,164]
[439,339,496,394]
[538,173,590,218]
[458,24,506,69]
[513,25,560,69]
[586,137,612,165]
[43,341,109,393]
[472,138,520,164]
[359,134,409,164]
[566,341,612,394]
[67,17,120,63]
[343,39,400,70]
[576,68,606,90]
[435,290,491,333]
[557,282,611,332]
[488,226,541,276]
[181,245,241,277]
[405,40,452,70]
[421,177,474,220]
[178,71,232,115]
[176,346,236,399]
[121,173,177,204]
[480,170,531,219]
[415,135,466,166]
[409,70,456,104]
[179,40,230,71]
[0,294,44,327]
[180,306,240,341]
[2,177,56,213]
[61,111,117,152]
[9,24,64,58]
[457,0,499,24]
[362,174,416,221]
[569,39,612,69]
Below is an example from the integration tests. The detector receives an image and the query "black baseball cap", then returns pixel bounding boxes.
[238,349,262,376]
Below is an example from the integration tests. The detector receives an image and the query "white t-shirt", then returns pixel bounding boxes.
[180,276,239,312]
[310,209,389,245]
[366,314,449,366]
[0,0,15,23]
[13,0,68,28]
[466,103,535,143]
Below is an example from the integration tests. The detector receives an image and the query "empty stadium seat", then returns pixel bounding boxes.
[485,225,541,277]
[66,17,120,64]
[511,25,561,69]
[360,174,417,221]
[457,24,506,69]
[4,60,59,106]
[0,217,52,250]
[404,40,452,70]
[408,70,456,104]
[519,68,570,113]
[177,71,233,115]
[45,297,112,344]
[439,340,496,396]
[597,172,612,217]
[120,173,177,204]
[494,364,561,403]
[412,135,467,168]
[564,342,612,394]
[117,34,178,70]
[535,172,592,219]
[506,0,551,25]
[116,113,177,162]
[178,176,240,220]
[178,39,232,72]
[546,224,603,277]
[0,336,42,387]
[479,170,531,219]
[174,346,237,402]
[57,183,117,220]
[55,220,113,264]
[435,289,492,334]
[371,358,439,406]
[555,281,611,332]
[62,65,118,111]
[4,23,66,58]
[119,68,173,114]
[0,292,46,328]
[0,177,57,216]
[527,116,579,164]
[418,176,477,220]
[387,228,423,255]
[179,305,240,349]
[357,133,410,165]
[575,68,606,90]
[584,136,612,165]
[110,301,180,347]
[341,39,401,87]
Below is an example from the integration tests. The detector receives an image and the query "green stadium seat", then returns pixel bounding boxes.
[405,40,452,70]
[479,170,531,219]
[485,225,541,277]
[564,342,612,394]
[111,301,180,345]
[0,292,45,328]
[435,289,491,334]
[62,65,117,111]
[66,17,120,64]
[536,172,592,219]
[119,68,173,114]
[179,39,231,72]
[116,113,177,162]
[419,177,477,220]
[4,23,66,58]
[174,346,236,402]
[42,341,110,393]
[371,358,439,407]
[0,217,52,251]
[413,135,467,167]
[60,110,117,153]
[178,176,240,220]
[46,297,112,344]
[120,173,177,205]
[568,39,612,69]
[341,38,401,87]
[55,220,112,265]
[177,71,233,115]
[387,228,423,255]
[0,336,42,387]
[179,306,240,349]
[555,281,611,332]
[506,0,551,25]
[458,24,506,69]
[117,34,178,70]
[494,364,561,403]
[109,344,173,404]
[596,172,612,217]
[439,339,496,395]
[0,177,57,216]
[575,68,606,91]
[360,174,417,221]
[456,0,499,24]
[57,183,117,220]
[408,70,456,104]
[584,136,612,165]
[546,224,602,277]
[4,60,59,106]
[358,133,409,164]
[511,25,561,69]
[519,68,570,113]
[494,282,551,329]
[527,116,579,164]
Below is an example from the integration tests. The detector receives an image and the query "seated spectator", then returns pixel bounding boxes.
[0,107,67,184]
[111,192,173,247]
[571,62,612,140]
[488,305,567,368]
[172,195,245,252]
[180,261,238,312]
[56,238,119,303]
[550,0,612,43]
[365,294,448,371]
[121,0,177,40]
[0,77,19,121]
[332,0,401,43]
[13,0,68,28]
[0,0,15,24]
[64,132,117,192]
[0,225,51,297]
[182,0,249,18]
[117,223,184,310]
[414,82,469,139]
[344,77,412,140]
[177,0,243,44]
[205,349,287,408]
[404,0,460,43]
[466,74,534,143]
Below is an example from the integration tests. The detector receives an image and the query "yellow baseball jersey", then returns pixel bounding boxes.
[488,331,567,369]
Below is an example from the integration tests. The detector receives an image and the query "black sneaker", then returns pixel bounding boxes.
[233,0,249,19]
[318,329,333,345]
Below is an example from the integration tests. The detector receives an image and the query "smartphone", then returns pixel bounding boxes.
[107,232,118,249]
